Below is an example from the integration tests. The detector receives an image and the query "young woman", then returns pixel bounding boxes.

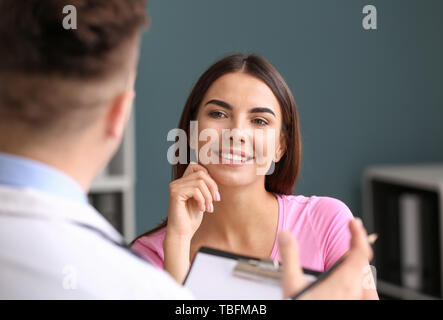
[132,54,377,299]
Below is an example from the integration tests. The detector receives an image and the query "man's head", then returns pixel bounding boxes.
[0,0,148,189]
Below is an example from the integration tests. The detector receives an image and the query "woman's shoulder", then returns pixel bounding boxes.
[277,194,354,222]
[133,227,167,246]
[131,227,167,268]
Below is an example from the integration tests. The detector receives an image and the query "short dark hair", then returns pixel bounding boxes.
[0,0,148,131]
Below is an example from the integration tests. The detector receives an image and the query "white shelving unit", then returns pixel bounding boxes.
[362,163,443,300]
[88,113,136,244]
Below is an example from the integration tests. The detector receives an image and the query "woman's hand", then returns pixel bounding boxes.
[164,162,220,283]
[167,162,220,239]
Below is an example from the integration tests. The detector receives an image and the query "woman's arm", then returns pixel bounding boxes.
[163,232,192,284]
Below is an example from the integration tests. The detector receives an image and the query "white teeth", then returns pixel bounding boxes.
[219,152,248,162]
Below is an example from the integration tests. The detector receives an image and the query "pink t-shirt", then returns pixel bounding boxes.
[132,194,354,272]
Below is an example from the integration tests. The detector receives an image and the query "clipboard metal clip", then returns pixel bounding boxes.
[233,258,282,285]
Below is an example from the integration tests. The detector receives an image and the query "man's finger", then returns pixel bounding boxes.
[278,230,306,299]
[348,219,372,262]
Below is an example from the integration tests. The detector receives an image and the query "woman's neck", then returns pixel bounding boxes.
[195,180,279,247]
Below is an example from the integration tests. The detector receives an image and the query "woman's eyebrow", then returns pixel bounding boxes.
[249,107,275,117]
[204,99,232,110]
[205,99,275,117]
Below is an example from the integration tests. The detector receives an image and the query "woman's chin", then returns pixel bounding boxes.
[205,165,260,188]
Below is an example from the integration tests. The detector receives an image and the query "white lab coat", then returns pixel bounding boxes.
[0,185,193,299]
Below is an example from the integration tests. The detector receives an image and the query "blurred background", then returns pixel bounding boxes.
[92,0,443,299]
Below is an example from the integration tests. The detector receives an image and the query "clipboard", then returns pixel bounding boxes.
[183,247,321,300]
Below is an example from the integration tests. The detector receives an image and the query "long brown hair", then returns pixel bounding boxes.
[132,53,301,243]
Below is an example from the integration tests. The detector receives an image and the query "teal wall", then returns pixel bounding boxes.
[134,0,443,236]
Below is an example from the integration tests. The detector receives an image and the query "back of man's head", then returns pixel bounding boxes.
[0,0,147,140]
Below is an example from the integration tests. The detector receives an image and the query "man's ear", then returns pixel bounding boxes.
[106,90,135,139]
[274,134,287,163]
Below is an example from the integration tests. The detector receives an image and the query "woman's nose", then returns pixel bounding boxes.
[222,125,252,146]
[230,129,247,143]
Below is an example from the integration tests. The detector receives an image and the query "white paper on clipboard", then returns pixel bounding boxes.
[183,247,319,300]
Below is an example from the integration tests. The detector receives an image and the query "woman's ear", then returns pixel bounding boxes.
[274,134,286,163]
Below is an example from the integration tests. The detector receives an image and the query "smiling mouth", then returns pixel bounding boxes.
[213,150,254,162]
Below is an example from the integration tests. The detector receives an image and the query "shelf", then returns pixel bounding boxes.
[363,163,443,300]
[378,280,440,300]
[365,163,443,191]
[90,175,132,193]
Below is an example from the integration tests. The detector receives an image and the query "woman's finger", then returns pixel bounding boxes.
[181,170,220,202]
[192,178,214,213]
[184,186,206,213]
[183,162,208,178]
[176,178,214,213]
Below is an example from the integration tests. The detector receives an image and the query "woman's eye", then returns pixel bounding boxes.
[208,111,227,118]
[252,118,268,126]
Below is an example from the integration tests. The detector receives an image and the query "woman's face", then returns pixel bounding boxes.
[194,72,286,188]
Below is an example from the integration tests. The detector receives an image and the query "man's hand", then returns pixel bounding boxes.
[278,218,376,300]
